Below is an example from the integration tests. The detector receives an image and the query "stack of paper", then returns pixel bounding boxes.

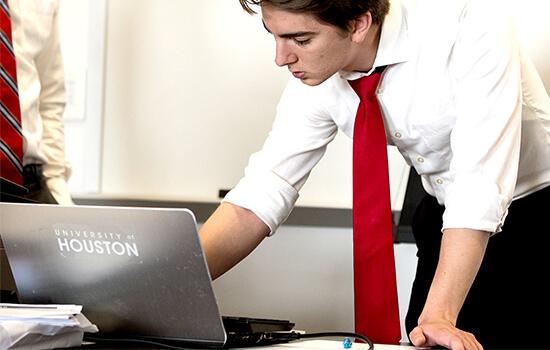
[0,303,98,350]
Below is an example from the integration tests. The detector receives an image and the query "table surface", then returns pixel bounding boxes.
[237,340,422,350]
[78,339,424,350]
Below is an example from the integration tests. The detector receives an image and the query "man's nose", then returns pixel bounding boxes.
[274,40,297,67]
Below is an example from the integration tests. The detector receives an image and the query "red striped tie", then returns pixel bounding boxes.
[0,0,24,185]
[349,69,401,344]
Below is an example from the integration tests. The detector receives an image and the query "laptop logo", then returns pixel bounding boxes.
[54,226,140,257]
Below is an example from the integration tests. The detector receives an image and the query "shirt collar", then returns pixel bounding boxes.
[339,0,412,81]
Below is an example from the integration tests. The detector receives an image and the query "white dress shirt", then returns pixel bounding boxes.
[9,0,73,204]
[224,0,550,234]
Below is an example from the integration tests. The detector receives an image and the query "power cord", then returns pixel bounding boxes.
[84,335,198,349]
[254,331,374,349]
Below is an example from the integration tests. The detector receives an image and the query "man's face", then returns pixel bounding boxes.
[262,5,357,86]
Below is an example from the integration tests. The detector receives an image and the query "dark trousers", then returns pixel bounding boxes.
[405,186,550,349]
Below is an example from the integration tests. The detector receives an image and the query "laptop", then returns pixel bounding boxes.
[0,202,294,348]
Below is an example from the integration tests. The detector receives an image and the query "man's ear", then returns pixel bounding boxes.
[349,12,373,43]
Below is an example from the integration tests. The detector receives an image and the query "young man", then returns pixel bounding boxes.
[199,0,550,349]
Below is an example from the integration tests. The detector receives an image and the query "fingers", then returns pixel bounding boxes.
[454,330,483,350]
[447,329,483,350]
[409,326,427,347]
[411,324,484,350]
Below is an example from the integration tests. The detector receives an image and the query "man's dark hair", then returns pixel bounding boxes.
[238,0,390,31]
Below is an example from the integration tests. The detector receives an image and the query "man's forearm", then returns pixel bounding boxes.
[419,228,490,325]
[199,202,270,280]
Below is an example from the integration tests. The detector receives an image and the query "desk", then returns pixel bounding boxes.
[240,340,419,350]
[77,339,421,350]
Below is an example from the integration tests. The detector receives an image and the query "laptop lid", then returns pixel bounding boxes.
[0,202,226,347]
[0,238,16,293]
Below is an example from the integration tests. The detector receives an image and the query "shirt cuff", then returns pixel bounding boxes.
[442,175,511,234]
[45,177,74,205]
[222,170,299,235]
[42,160,72,182]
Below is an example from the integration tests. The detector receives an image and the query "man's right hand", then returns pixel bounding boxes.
[410,320,483,350]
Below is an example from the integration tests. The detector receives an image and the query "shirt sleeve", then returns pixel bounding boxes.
[443,0,522,233]
[223,78,339,234]
[34,1,73,205]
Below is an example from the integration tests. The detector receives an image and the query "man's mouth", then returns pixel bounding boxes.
[291,71,305,79]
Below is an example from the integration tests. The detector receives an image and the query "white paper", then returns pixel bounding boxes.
[0,303,98,350]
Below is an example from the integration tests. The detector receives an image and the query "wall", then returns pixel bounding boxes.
[59,0,105,193]
[68,0,410,210]
[513,2,550,92]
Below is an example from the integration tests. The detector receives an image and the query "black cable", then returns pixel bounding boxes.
[83,335,209,349]
[298,332,373,349]
[261,331,374,350]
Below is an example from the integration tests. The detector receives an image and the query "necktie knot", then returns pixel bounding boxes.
[349,72,382,102]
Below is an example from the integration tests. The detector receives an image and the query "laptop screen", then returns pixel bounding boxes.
[0,203,226,347]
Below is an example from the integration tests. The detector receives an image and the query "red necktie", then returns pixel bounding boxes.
[349,69,401,344]
[0,0,24,185]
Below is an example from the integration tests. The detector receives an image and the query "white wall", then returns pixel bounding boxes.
[59,0,105,193]
[88,0,409,209]
[513,1,550,93]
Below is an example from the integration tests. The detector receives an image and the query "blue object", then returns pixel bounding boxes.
[343,337,352,349]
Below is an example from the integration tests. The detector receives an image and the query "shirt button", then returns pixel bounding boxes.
[394,132,402,139]
[436,178,444,185]
[416,156,425,163]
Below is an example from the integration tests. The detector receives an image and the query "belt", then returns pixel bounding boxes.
[23,164,43,186]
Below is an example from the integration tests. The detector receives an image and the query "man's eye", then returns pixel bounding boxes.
[294,38,311,46]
